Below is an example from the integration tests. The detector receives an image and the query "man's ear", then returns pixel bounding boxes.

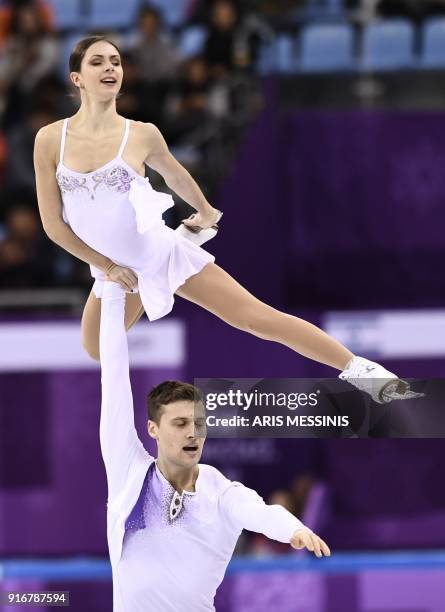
[147,419,158,440]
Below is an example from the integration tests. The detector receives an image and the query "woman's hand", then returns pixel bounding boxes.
[105,264,138,292]
[181,207,221,232]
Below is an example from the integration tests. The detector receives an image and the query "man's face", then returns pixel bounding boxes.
[148,401,206,468]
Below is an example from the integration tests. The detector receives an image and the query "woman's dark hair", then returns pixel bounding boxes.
[69,35,122,74]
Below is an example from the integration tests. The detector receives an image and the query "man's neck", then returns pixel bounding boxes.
[156,457,199,494]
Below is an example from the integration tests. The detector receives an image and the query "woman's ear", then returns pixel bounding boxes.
[69,71,81,89]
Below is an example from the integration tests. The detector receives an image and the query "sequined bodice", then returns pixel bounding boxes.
[56,116,139,202]
[56,159,139,201]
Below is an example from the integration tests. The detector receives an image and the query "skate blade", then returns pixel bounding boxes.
[380,379,425,402]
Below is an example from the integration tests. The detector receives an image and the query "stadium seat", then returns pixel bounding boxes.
[87,0,141,31]
[177,26,207,58]
[47,0,83,31]
[59,32,86,81]
[276,34,298,73]
[303,0,346,20]
[421,18,445,68]
[362,19,415,71]
[256,35,298,75]
[256,41,275,76]
[300,24,355,72]
[148,0,190,30]
[326,0,345,16]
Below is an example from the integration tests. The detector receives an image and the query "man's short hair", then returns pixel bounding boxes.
[147,380,203,424]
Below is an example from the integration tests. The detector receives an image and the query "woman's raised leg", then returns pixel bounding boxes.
[175,263,353,370]
[81,288,145,361]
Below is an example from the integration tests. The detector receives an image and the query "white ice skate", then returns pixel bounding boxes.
[339,356,424,403]
[175,209,223,246]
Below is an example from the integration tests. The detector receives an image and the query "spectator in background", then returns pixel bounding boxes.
[163,55,226,145]
[0,193,55,287]
[247,0,306,29]
[250,489,298,556]
[191,0,300,32]
[129,6,181,84]
[204,0,242,78]
[116,52,154,125]
[0,0,59,125]
[248,475,318,556]
[189,0,245,25]
[0,130,7,185]
[0,0,54,51]
[291,474,316,518]
[376,0,445,20]
[204,0,272,78]
[31,74,72,120]
[424,0,445,16]
[3,104,57,193]
[126,6,182,128]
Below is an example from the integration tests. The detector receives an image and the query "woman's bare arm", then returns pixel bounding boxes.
[143,123,218,225]
[33,124,138,291]
[33,124,112,271]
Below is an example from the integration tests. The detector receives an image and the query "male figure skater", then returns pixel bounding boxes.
[99,281,330,611]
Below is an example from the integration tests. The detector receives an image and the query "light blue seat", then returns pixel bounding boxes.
[87,0,141,31]
[276,34,298,73]
[303,0,346,20]
[326,0,346,16]
[148,0,190,29]
[256,41,275,76]
[47,0,83,31]
[421,18,445,68]
[177,25,207,58]
[59,31,86,81]
[300,24,355,72]
[256,35,298,75]
[362,19,415,71]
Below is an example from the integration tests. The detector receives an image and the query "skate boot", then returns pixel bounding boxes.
[339,356,424,403]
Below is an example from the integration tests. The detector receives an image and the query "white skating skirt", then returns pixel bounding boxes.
[63,175,215,321]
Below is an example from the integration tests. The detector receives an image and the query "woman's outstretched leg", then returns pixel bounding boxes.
[81,288,145,361]
[175,263,353,370]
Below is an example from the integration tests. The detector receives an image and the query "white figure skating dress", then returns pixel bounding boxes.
[56,117,215,321]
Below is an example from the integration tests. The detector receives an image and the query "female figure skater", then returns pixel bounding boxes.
[33,36,413,404]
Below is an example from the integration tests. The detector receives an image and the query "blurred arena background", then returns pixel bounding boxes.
[1,0,445,610]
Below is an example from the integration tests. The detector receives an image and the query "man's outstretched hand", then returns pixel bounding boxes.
[290,527,331,558]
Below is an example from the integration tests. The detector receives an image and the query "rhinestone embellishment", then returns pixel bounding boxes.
[92,166,135,194]
[56,172,89,195]
[56,165,136,199]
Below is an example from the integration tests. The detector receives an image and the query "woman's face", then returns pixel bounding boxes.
[71,40,123,100]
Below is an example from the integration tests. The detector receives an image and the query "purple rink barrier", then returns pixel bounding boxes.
[1,552,445,612]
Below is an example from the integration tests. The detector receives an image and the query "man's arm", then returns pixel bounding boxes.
[221,483,330,557]
[99,282,149,502]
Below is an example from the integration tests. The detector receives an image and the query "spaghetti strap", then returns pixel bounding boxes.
[117,119,130,158]
[59,118,68,165]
